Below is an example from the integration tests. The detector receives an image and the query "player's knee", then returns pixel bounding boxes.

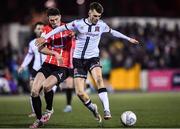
[42,82,50,92]
[76,89,85,98]
[31,89,39,97]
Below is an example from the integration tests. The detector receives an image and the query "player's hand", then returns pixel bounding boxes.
[129,38,139,44]
[35,37,46,47]
[68,32,75,38]
[18,66,24,74]
[54,52,63,64]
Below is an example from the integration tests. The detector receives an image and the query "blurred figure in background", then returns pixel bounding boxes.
[100,49,113,93]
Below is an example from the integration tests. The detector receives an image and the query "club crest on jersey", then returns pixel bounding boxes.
[95,26,100,32]
[72,23,75,27]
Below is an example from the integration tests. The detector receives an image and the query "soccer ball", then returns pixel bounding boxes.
[121,111,137,126]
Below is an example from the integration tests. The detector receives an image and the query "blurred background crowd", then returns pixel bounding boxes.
[0,0,180,94]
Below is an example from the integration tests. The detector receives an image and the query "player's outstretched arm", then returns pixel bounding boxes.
[18,53,33,73]
[35,25,69,47]
[39,47,63,64]
[110,29,139,44]
[43,25,67,39]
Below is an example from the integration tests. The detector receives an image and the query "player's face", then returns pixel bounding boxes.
[88,9,101,24]
[34,24,44,37]
[48,15,61,28]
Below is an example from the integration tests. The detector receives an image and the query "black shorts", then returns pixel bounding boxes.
[68,68,74,77]
[38,63,70,85]
[30,68,38,79]
[73,57,101,78]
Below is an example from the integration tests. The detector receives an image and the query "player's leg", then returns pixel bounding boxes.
[42,67,69,122]
[28,69,38,118]
[30,72,46,128]
[28,79,35,117]
[90,58,112,120]
[43,75,57,109]
[63,76,73,112]
[40,75,57,123]
[73,58,102,122]
[74,77,102,122]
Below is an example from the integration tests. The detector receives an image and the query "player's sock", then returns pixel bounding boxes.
[77,95,95,111]
[31,96,42,119]
[44,90,54,111]
[84,99,95,112]
[52,86,57,93]
[30,96,35,113]
[66,88,73,105]
[98,88,110,112]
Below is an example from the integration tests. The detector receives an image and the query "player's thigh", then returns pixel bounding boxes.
[31,72,46,92]
[29,69,37,90]
[74,77,86,94]
[90,66,103,80]
[43,75,58,90]
[90,67,105,89]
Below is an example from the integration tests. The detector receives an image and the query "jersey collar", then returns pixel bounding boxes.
[83,18,97,26]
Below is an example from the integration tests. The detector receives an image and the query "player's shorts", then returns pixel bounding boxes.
[38,63,69,85]
[68,68,74,77]
[73,57,102,78]
[30,68,38,80]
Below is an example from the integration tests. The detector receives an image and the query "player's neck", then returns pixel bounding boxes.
[87,17,93,25]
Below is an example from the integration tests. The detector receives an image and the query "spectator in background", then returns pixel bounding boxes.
[100,49,113,93]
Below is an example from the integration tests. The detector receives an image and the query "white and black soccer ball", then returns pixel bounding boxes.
[121,111,137,126]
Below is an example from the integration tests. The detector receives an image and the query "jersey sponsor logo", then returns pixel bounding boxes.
[84,32,99,37]
[53,44,64,48]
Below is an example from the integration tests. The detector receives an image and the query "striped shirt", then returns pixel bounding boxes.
[42,23,75,68]
[43,18,131,59]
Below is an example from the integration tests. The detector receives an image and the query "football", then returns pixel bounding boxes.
[121,111,137,126]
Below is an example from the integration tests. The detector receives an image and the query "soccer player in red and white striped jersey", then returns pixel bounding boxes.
[30,8,75,128]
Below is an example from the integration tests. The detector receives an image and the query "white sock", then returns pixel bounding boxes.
[98,91,110,112]
[85,99,95,112]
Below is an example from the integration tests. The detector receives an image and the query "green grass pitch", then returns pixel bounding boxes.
[0,92,180,128]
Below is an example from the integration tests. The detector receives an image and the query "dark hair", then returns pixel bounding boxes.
[34,21,44,28]
[47,8,60,16]
[89,2,104,13]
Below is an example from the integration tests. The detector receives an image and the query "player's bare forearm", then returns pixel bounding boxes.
[110,29,139,44]
[40,47,63,64]
[39,47,55,55]
[35,37,46,47]
[129,38,139,44]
